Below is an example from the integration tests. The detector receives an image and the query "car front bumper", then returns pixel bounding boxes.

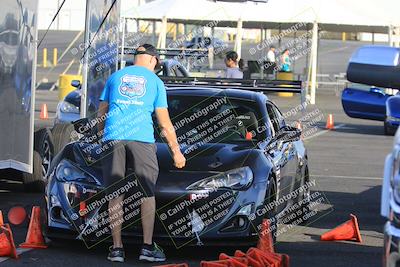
[384,221,400,267]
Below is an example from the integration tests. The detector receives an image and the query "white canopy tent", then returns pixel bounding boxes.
[122,0,400,104]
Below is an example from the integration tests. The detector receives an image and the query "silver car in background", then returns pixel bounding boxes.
[382,129,400,267]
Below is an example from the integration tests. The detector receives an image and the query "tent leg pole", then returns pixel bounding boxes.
[310,21,318,105]
[388,25,393,47]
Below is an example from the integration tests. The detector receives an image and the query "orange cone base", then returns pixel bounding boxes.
[19,242,48,249]
[19,206,48,249]
[154,264,188,267]
[0,210,4,226]
[320,213,362,243]
[351,214,362,243]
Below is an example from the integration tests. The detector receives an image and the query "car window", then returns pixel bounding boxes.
[270,102,285,130]
[154,95,263,144]
[266,103,279,136]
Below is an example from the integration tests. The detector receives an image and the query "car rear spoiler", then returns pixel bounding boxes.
[161,77,303,94]
[122,46,208,58]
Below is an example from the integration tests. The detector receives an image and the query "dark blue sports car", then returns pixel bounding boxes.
[342,45,400,135]
[43,82,310,248]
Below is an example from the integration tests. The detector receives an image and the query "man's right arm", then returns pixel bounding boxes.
[97,101,109,137]
[155,108,186,169]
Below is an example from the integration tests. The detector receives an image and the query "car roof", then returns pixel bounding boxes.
[165,86,268,102]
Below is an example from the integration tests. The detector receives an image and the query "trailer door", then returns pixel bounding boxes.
[0,0,38,173]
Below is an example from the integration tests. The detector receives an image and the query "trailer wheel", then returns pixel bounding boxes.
[51,123,78,155]
[22,151,45,192]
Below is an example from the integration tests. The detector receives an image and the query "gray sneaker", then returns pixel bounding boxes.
[107,246,125,263]
[139,243,166,262]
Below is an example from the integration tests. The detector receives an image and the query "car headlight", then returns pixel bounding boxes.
[186,167,253,191]
[60,101,79,114]
[56,159,95,183]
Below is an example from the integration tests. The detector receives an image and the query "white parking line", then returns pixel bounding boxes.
[0,248,32,263]
[311,174,382,180]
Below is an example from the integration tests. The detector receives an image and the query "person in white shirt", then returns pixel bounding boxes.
[267,46,276,63]
[225,51,244,79]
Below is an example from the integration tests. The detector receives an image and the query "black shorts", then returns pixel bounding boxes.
[101,140,159,197]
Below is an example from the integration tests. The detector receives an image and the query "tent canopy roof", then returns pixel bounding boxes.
[122,0,400,33]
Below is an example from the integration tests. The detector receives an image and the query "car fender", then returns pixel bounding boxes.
[387,95,400,118]
[382,153,393,218]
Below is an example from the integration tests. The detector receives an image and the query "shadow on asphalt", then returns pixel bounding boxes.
[275,239,381,267]
[307,186,384,233]
[330,123,388,136]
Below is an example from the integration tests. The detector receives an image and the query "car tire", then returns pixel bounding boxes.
[298,166,311,225]
[22,151,45,192]
[51,123,77,155]
[40,195,49,237]
[384,118,396,136]
[35,128,54,175]
[263,176,278,243]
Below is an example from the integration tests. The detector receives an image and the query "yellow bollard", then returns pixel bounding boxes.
[53,48,57,66]
[58,74,82,101]
[276,72,294,97]
[342,32,346,42]
[43,48,47,68]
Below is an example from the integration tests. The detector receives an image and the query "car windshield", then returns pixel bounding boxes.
[154,94,265,145]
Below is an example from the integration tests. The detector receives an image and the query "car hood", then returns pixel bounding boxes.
[156,142,256,172]
[64,89,81,107]
[72,141,259,191]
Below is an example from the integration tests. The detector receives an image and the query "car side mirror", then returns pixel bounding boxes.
[369,87,385,96]
[277,125,302,143]
[264,126,301,155]
[71,80,81,88]
[347,45,400,89]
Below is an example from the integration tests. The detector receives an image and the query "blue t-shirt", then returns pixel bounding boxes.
[99,66,168,143]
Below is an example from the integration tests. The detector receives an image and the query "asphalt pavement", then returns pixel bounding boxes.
[0,88,391,267]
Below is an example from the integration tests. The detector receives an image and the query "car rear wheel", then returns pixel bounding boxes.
[22,151,44,192]
[263,176,278,243]
[51,123,78,155]
[34,128,54,178]
[298,166,311,225]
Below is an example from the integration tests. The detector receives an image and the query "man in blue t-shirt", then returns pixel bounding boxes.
[97,44,186,263]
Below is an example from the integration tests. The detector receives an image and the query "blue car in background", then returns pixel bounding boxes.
[342,84,400,135]
[342,45,400,135]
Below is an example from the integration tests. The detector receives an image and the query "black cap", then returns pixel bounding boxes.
[135,44,160,64]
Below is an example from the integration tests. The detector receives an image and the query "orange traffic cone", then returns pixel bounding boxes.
[219,253,248,267]
[320,214,362,243]
[233,250,264,267]
[19,206,48,248]
[257,219,275,253]
[8,206,27,225]
[40,104,48,120]
[200,260,228,267]
[0,210,4,226]
[154,264,189,267]
[0,224,18,259]
[325,114,334,129]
